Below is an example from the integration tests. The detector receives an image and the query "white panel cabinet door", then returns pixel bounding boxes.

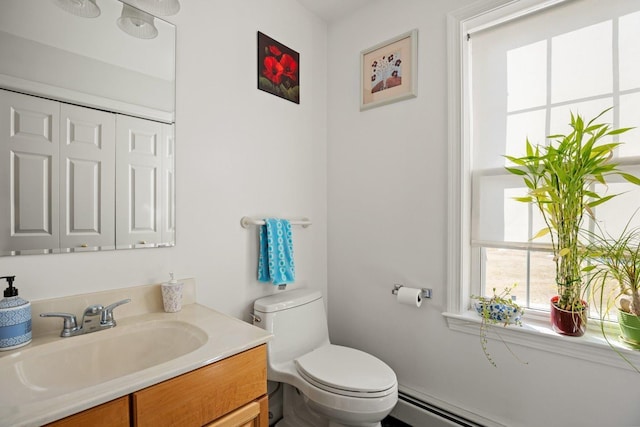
[115,115,163,248]
[0,89,60,254]
[161,123,175,246]
[59,104,115,251]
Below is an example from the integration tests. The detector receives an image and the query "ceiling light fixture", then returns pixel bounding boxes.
[52,0,101,18]
[117,4,158,39]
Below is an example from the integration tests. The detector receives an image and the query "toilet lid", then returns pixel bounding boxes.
[295,345,397,398]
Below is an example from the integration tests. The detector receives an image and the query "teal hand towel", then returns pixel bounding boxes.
[258,218,295,285]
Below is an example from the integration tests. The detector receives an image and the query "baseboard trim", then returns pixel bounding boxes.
[392,386,506,427]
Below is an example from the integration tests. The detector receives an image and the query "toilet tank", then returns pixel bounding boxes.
[253,289,330,366]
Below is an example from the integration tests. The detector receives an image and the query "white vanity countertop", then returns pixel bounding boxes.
[0,302,272,427]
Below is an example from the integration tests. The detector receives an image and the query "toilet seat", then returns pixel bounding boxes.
[294,344,397,398]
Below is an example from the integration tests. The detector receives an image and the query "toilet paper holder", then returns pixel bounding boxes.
[391,284,432,299]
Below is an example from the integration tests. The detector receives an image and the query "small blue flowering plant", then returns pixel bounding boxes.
[471,285,525,367]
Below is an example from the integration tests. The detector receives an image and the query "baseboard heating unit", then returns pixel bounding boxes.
[391,390,505,427]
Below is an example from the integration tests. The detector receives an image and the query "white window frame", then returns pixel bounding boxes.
[443,0,640,371]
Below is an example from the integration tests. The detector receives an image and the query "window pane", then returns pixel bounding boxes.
[530,204,551,244]
[483,248,556,311]
[549,99,613,136]
[619,11,640,91]
[619,92,640,157]
[504,188,529,242]
[587,264,622,320]
[594,181,640,237]
[505,110,546,162]
[529,251,557,310]
[483,248,527,298]
[507,41,547,112]
[473,175,529,243]
[551,21,612,103]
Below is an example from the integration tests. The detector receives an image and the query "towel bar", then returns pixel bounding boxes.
[240,216,311,228]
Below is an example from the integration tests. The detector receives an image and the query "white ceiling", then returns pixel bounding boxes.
[296,0,374,23]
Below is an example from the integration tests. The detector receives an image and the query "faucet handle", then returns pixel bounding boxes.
[100,298,131,325]
[83,304,104,319]
[40,312,80,337]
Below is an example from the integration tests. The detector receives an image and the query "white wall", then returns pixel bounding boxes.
[326,1,640,426]
[5,1,639,425]
[0,0,328,321]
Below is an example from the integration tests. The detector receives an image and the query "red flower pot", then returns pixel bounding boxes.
[550,296,587,337]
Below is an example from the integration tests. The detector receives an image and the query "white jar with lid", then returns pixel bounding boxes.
[161,273,183,313]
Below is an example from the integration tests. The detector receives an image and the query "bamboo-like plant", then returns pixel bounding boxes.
[505,108,640,320]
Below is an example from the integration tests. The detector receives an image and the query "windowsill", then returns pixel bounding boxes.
[442,310,640,372]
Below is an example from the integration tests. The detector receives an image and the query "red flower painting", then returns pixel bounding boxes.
[263,56,284,84]
[258,32,300,104]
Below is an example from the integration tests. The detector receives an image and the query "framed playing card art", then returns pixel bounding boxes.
[360,29,417,111]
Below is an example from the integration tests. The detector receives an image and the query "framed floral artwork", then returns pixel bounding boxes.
[360,29,417,111]
[257,31,300,104]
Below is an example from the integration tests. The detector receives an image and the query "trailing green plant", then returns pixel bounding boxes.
[471,285,526,367]
[583,221,640,372]
[585,222,640,315]
[505,108,640,314]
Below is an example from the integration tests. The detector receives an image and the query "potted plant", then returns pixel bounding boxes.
[472,286,526,367]
[584,223,640,372]
[505,108,640,336]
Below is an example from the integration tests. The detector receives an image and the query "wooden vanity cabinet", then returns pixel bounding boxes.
[46,345,268,427]
[133,344,268,426]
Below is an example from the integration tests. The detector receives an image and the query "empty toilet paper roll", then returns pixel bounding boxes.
[396,287,423,307]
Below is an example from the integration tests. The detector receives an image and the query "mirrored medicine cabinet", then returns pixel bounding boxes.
[0,0,176,256]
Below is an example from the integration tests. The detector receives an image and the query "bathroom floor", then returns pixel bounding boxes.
[382,416,412,427]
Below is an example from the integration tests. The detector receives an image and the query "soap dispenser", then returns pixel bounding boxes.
[0,275,32,351]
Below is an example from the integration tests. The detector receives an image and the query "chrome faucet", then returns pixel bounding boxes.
[100,299,131,327]
[40,299,131,337]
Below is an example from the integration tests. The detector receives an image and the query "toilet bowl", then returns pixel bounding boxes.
[253,289,398,427]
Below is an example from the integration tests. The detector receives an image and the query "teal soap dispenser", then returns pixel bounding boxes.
[0,276,32,351]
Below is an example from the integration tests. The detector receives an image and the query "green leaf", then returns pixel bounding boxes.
[532,228,550,240]
[622,173,640,185]
[505,166,526,176]
[523,177,534,189]
[587,194,617,208]
[607,127,634,135]
[514,196,533,203]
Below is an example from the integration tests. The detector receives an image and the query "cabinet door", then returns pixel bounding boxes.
[59,104,115,251]
[0,89,59,254]
[205,396,268,427]
[44,396,129,427]
[161,123,175,245]
[133,345,267,427]
[115,115,163,248]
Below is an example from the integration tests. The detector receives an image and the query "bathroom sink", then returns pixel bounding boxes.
[0,320,207,406]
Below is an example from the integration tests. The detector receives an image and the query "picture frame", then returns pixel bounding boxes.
[360,29,417,111]
[257,31,300,104]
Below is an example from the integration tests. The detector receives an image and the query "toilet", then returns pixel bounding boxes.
[253,289,398,427]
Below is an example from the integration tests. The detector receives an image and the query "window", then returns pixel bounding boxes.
[446,0,640,369]
[468,0,640,317]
